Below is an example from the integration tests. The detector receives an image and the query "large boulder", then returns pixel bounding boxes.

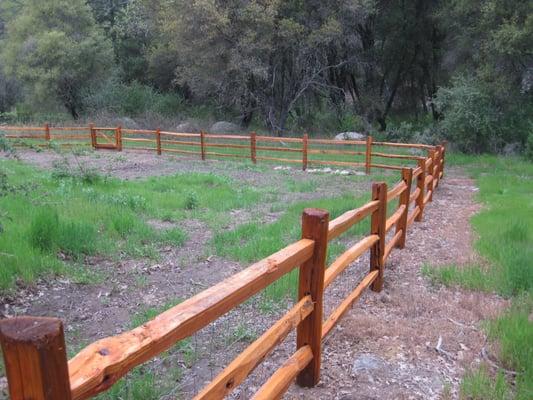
[112,117,138,129]
[176,121,200,133]
[335,131,365,141]
[210,121,241,134]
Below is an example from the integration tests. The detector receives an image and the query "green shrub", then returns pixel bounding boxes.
[526,132,533,161]
[184,190,199,210]
[112,212,139,237]
[29,208,60,252]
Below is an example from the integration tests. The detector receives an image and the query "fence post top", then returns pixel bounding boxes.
[0,316,63,345]
[302,208,329,220]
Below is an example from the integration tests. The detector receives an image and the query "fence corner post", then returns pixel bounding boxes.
[297,208,329,387]
[200,131,206,160]
[0,317,72,400]
[440,141,447,179]
[156,128,162,155]
[365,135,373,175]
[44,123,50,143]
[370,182,387,292]
[250,131,257,164]
[116,125,122,151]
[415,158,426,222]
[396,168,413,249]
[89,123,96,149]
[302,133,309,171]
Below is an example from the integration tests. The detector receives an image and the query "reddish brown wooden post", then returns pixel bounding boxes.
[156,128,162,155]
[365,135,373,175]
[415,158,426,222]
[428,149,436,202]
[370,182,387,292]
[440,141,447,178]
[89,123,96,149]
[200,131,206,160]
[0,317,72,400]
[250,131,257,164]
[296,208,329,387]
[396,168,413,249]
[116,126,122,151]
[44,123,50,143]
[302,133,309,171]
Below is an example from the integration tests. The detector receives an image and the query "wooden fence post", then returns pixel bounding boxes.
[250,131,257,164]
[89,123,96,149]
[44,123,50,143]
[415,158,426,222]
[297,208,329,387]
[116,126,122,151]
[200,131,206,160]
[440,141,447,178]
[428,149,436,202]
[156,128,162,155]
[302,133,308,171]
[396,168,413,249]
[370,182,387,292]
[0,317,72,400]
[365,135,373,175]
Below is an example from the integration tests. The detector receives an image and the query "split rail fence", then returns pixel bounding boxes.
[1,124,437,173]
[0,124,446,399]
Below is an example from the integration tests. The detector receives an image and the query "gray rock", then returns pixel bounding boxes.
[210,121,241,134]
[112,117,138,129]
[176,121,200,133]
[352,354,385,374]
[335,131,365,141]
[502,142,522,156]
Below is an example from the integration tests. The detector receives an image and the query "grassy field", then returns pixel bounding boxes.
[423,155,533,400]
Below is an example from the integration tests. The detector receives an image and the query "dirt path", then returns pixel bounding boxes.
[286,167,508,399]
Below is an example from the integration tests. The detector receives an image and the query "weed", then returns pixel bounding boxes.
[184,190,199,210]
[160,227,187,247]
[29,207,60,252]
[460,366,509,400]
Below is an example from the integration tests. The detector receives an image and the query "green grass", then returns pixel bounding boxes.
[422,155,533,399]
[0,157,260,291]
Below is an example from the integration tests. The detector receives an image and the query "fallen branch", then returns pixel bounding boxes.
[435,335,455,359]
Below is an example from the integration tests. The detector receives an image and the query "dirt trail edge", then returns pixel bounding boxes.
[288,167,508,400]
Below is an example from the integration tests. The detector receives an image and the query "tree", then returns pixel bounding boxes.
[1,0,114,118]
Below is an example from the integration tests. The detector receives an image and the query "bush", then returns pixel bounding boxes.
[184,190,199,210]
[435,75,532,153]
[526,132,533,161]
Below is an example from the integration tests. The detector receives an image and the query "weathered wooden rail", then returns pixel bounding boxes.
[0,126,446,399]
[1,124,436,173]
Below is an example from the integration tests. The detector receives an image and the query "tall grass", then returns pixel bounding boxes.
[423,155,533,399]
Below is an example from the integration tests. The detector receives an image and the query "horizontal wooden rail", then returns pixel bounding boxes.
[371,152,422,160]
[5,134,46,139]
[307,138,365,145]
[194,296,313,399]
[256,136,303,143]
[407,206,420,228]
[387,181,407,202]
[122,137,156,143]
[204,142,249,149]
[159,139,200,147]
[308,149,365,156]
[385,205,406,233]
[328,201,379,240]
[256,145,302,153]
[322,270,379,338]
[410,188,421,203]
[159,131,200,138]
[324,235,379,288]
[121,129,156,135]
[370,163,405,171]
[372,141,433,149]
[383,230,402,262]
[68,239,314,399]
[251,345,313,400]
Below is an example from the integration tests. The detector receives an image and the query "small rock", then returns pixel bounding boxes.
[352,353,385,374]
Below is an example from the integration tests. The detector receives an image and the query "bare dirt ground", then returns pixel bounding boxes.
[0,150,507,399]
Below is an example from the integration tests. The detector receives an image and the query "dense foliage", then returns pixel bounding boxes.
[0,0,532,151]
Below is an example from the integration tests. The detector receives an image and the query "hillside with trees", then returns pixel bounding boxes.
[1,0,532,153]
